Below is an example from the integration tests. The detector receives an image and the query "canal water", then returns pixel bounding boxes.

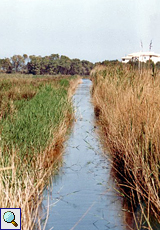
[42,79,127,230]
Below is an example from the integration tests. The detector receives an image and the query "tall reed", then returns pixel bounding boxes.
[91,64,160,228]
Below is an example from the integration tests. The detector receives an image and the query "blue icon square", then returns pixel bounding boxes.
[0,208,21,230]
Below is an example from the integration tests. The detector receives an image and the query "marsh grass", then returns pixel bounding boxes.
[91,64,160,228]
[0,74,82,229]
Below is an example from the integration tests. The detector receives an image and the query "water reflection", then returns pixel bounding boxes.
[42,79,127,230]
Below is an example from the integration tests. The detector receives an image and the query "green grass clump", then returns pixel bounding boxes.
[0,75,74,172]
[0,78,41,119]
[1,84,71,166]
[59,79,70,87]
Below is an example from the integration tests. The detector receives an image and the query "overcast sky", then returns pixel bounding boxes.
[0,0,160,63]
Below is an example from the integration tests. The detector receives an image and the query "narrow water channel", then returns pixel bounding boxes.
[42,79,127,230]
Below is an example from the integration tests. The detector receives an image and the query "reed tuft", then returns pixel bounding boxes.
[91,64,160,227]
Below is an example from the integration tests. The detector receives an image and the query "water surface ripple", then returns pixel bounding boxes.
[43,79,126,230]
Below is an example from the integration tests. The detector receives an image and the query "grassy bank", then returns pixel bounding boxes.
[91,65,160,228]
[0,74,82,229]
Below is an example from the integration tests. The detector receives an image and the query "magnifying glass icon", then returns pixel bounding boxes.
[3,211,18,227]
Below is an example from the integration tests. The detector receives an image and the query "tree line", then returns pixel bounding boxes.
[0,54,95,76]
[1,54,160,76]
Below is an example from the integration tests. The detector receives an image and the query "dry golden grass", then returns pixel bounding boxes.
[68,77,83,98]
[0,135,63,229]
[91,64,160,227]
